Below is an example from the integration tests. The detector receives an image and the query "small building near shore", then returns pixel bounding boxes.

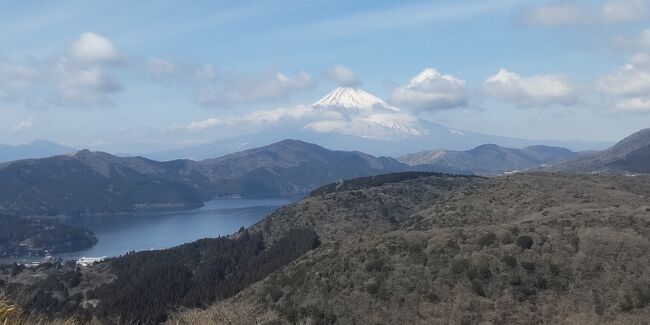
[77,256,106,267]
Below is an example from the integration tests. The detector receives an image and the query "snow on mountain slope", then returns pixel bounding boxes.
[146,87,611,160]
[307,87,425,139]
[312,87,400,112]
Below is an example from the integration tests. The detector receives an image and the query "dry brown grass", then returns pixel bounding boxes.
[0,290,87,325]
[166,301,281,325]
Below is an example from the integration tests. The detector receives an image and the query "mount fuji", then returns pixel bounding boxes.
[147,87,609,161]
[313,87,399,112]
[305,87,426,140]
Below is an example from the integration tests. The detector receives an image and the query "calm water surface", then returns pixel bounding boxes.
[55,198,291,261]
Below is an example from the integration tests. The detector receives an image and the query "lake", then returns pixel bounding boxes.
[53,198,291,261]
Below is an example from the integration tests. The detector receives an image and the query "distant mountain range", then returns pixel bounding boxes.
[400,128,650,176]
[400,144,583,175]
[1,128,647,218]
[2,128,649,323]
[0,88,611,163]
[548,128,650,174]
[145,87,610,161]
[0,140,75,163]
[0,140,412,217]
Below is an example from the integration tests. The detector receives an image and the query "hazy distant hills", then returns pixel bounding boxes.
[0,140,75,163]
[401,128,650,176]
[145,87,609,161]
[549,128,650,174]
[1,128,647,217]
[0,140,412,216]
[400,144,580,175]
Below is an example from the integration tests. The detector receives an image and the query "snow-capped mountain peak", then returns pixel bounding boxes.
[312,87,400,112]
[306,87,424,139]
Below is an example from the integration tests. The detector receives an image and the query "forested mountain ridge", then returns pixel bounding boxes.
[0,216,97,259]
[0,172,471,324]
[197,139,407,197]
[0,140,410,217]
[2,172,650,324]
[0,151,208,217]
[5,129,641,218]
[0,227,321,324]
[177,172,650,324]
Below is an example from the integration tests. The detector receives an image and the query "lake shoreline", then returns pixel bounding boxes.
[1,198,292,265]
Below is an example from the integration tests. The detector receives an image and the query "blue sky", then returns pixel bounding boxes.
[1,0,650,152]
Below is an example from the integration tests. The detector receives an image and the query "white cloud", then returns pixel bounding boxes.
[177,89,426,140]
[598,64,650,97]
[146,58,216,80]
[147,58,177,78]
[296,0,516,37]
[173,105,335,132]
[636,29,650,49]
[323,65,360,87]
[69,32,121,63]
[0,60,41,100]
[0,33,124,106]
[178,106,425,140]
[0,33,123,106]
[602,0,647,23]
[146,59,314,108]
[12,117,35,131]
[390,68,468,112]
[598,63,650,114]
[246,105,344,124]
[524,0,647,26]
[483,69,579,107]
[630,52,650,66]
[525,4,589,26]
[194,64,216,80]
[195,71,314,107]
[621,29,650,68]
[49,32,123,106]
[598,28,650,114]
[51,58,121,105]
[179,118,224,132]
[614,97,650,113]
